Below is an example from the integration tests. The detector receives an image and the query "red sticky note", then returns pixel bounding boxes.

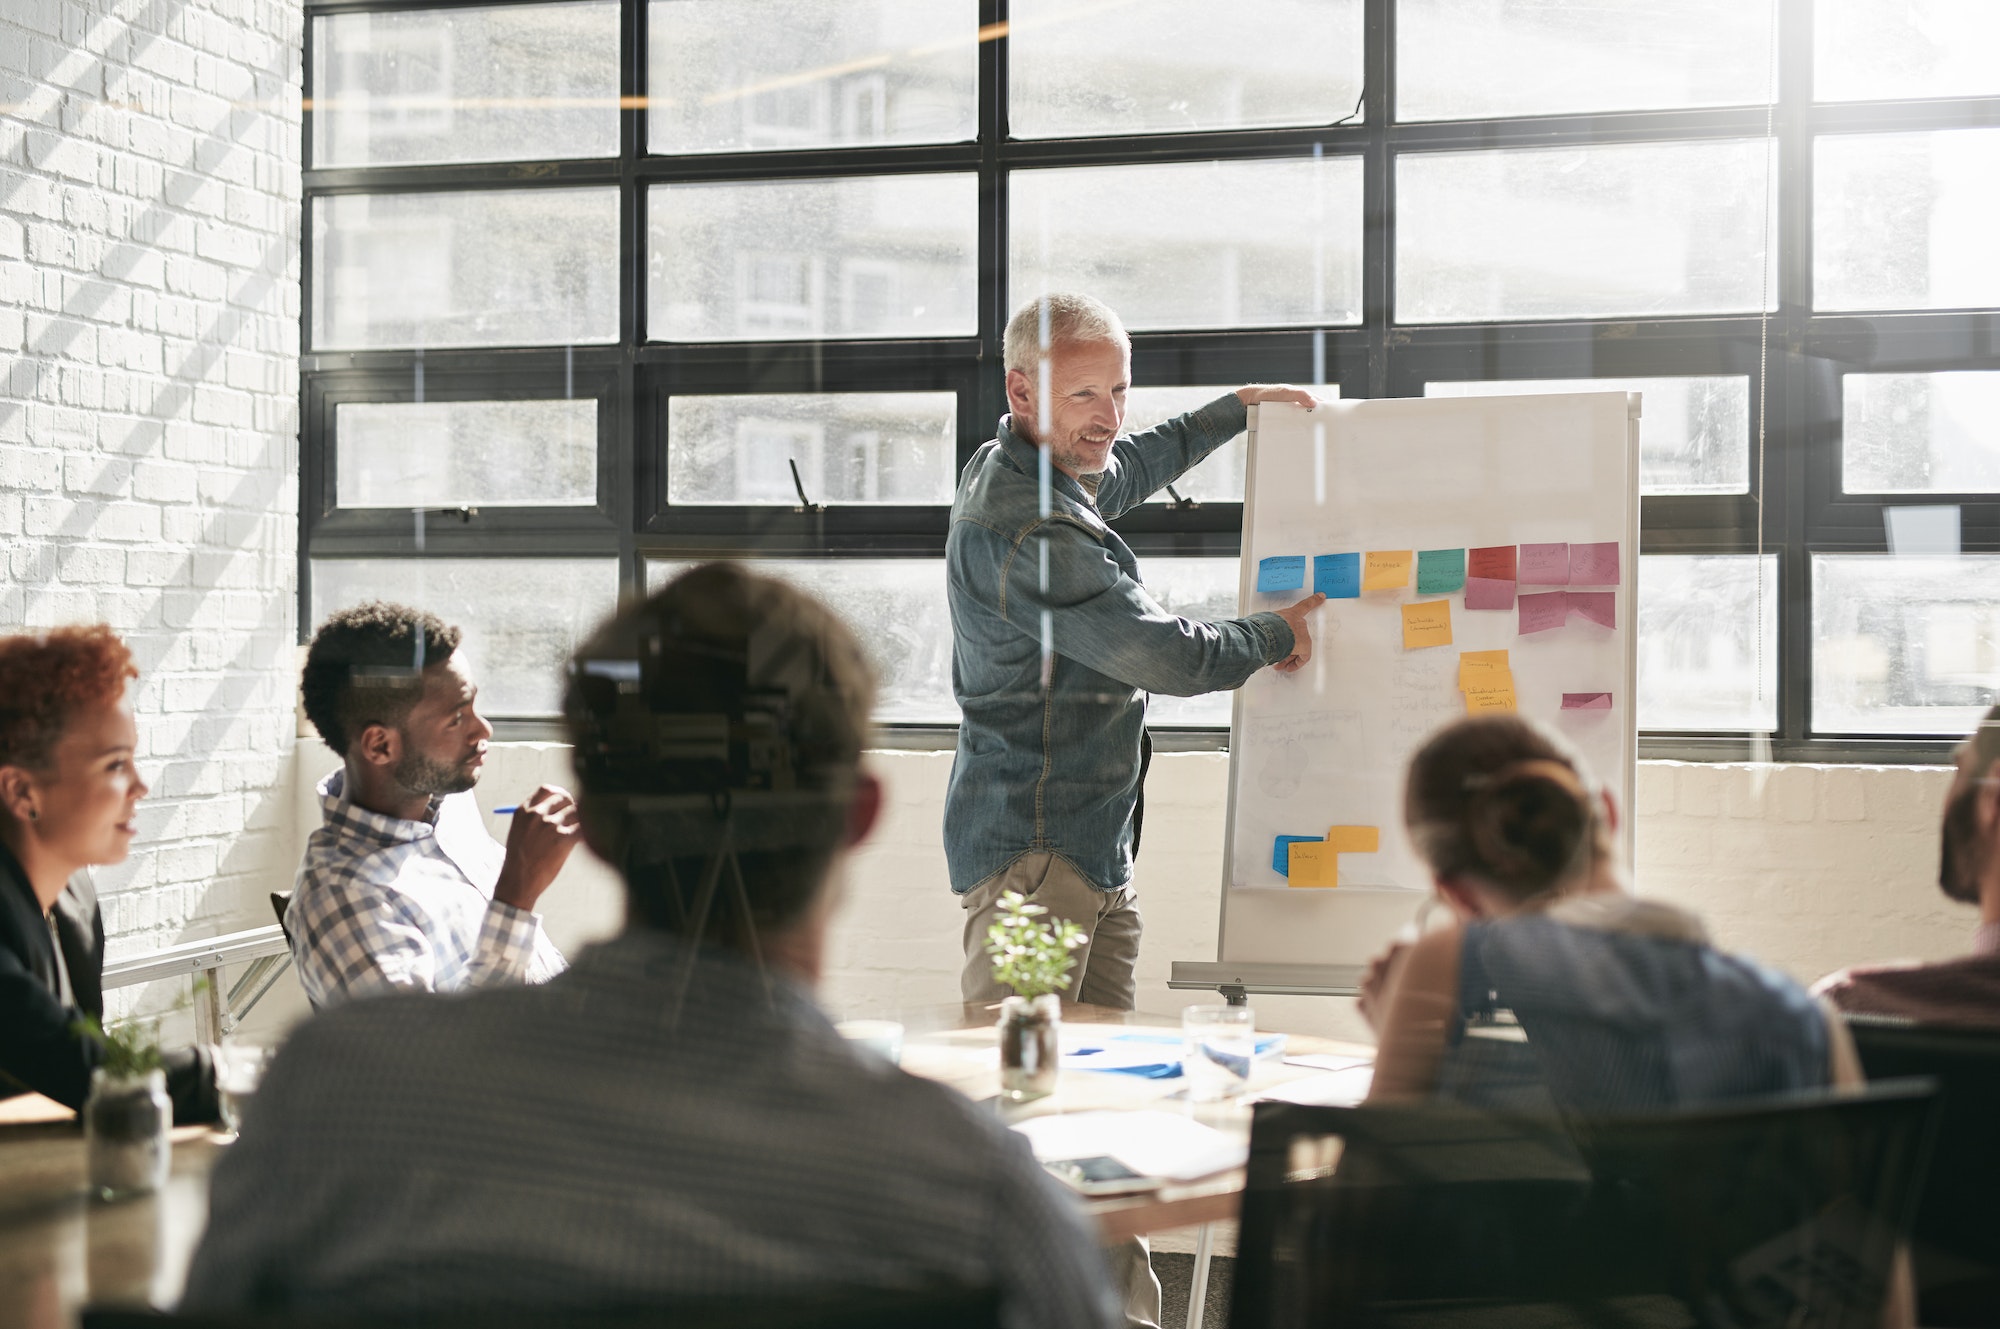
[1464,576,1516,611]
[1569,591,1616,629]
[1518,590,1568,634]
[1467,546,1517,582]
[1519,543,1570,585]
[1569,542,1619,586]
[1561,692,1614,710]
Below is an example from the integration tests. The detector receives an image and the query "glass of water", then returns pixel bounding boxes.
[1183,1004,1257,1103]
[214,1039,271,1139]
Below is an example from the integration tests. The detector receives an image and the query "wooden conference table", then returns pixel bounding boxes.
[0,1003,1373,1328]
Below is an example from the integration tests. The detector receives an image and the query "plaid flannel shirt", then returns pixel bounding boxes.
[288,769,565,1008]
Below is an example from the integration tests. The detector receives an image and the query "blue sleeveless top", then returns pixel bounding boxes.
[1436,896,1831,1114]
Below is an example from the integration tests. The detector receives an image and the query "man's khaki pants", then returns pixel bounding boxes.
[960,853,1160,1328]
[959,852,1142,1011]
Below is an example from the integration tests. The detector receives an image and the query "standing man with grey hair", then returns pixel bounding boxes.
[945,291,1325,1011]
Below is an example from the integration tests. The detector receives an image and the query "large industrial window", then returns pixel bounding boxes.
[301,0,2000,759]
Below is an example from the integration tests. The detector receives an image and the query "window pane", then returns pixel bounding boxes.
[666,393,955,505]
[310,559,619,716]
[1844,372,2000,494]
[1815,128,2000,312]
[336,400,597,509]
[1397,140,1777,323]
[647,0,977,153]
[1124,387,1249,504]
[1145,558,1243,727]
[1012,158,1363,331]
[1637,554,1778,732]
[311,3,619,168]
[312,189,619,350]
[1816,0,2000,102]
[1425,377,1750,496]
[1009,0,1363,139]
[646,559,956,724]
[1399,0,1774,121]
[1814,553,2000,735]
[649,175,978,341]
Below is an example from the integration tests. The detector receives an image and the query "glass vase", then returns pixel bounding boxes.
[998,993,1060,1102]
[84,1067,171,1201]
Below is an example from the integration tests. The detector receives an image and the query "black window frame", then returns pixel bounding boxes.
[300,0,2000,760]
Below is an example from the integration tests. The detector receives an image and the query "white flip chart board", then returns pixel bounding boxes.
[1208,394,1640,979]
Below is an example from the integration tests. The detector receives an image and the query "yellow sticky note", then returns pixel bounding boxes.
[1324,825,1380,854]
[1458,649,1510,688]
[1287,840,1339,888]
[1401,599,1453,650]
[1463,680,1518,714]
[1362,550,1413,591]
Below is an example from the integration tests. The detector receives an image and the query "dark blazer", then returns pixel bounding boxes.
[0,841,217,1123]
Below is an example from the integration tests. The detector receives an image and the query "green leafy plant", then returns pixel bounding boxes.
[71,1014,164,1079]
[984,890,1088,1000]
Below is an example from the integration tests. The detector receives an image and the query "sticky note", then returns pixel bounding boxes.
[1569,542,1620,586]
[1468,546,1518,582]
[1401,599,1453,650]
[1569,591,1616,629]
[1464,577,1516,611]
[1272,835,1321,875]
[1324,826,1380,854]
[1258,555,1306,593]
[1313,552,1361,599]
[1286,841,1339,888]
[1415,548,1467,595]
[1562,692,1614,710]
[1464,683,1518,714]
[1519,543,1570,586]
[1458,649,1510,688]
[1362,550,1413,591]
[1518,591,1568,634]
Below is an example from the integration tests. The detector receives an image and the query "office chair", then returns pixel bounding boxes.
[84,1284,1002,1329]
[1847,1016,2000,1327]
[1230,1083,1938,1329]
[268,890,292,944]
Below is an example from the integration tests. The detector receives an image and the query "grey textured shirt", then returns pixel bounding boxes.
[182,930,1117,1329]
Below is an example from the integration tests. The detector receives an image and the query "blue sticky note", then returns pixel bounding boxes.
[1313,552,1361,598]
[1257,555,1306,593]
[1273,835,1322,875]
[1416,548,1467,595]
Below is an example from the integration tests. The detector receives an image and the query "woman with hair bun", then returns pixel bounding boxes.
[0,625,217,1122]
[1364,715,1860,1111]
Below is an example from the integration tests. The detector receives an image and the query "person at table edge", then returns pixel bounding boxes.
[0,625,217,1123]
[946,291,1327,1012]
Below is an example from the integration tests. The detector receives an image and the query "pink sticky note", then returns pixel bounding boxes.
[1569,542,1620,586]
[1518,591,1568,634]
[1561,692,1614,710]
[1569,591,1616,629]
[1519,543,1570,585]
[1464,576,1516,611]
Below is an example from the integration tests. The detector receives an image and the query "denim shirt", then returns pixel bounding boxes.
[943,395,1294,895]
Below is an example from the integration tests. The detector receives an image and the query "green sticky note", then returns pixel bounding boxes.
[1416,548,1467,595]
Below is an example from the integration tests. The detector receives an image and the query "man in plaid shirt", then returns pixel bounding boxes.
[288,603,579,1007]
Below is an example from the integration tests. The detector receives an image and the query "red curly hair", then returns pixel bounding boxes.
[0,625,138,771]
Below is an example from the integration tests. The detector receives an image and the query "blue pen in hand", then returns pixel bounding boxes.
[491,806,518,816]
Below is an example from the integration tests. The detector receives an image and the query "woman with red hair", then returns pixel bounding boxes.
[0,625,216,1121]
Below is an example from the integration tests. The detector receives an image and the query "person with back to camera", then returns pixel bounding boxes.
[1361,714,1863,1111]
[0,625,218,1123]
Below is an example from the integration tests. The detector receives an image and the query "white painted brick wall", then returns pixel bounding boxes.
[1,0,304,982]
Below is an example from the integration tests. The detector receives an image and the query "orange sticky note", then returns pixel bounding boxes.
[1457,649,1510,688]
[1362,550,1413,591]
[1401,599,1453,650]
[1324,826,1380,854]
[1463,680,1518,714]
[1286,840,1339,888]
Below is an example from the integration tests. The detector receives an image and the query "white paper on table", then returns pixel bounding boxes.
[1282,1054,1373,1073]
[1012,1110,1247,1182]
[1253,1065,1375,1107]
[1059,1031,1184,1073]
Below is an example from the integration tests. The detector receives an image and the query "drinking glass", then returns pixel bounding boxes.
[1183,1004,1257,1102]
[214,1040,271,1139]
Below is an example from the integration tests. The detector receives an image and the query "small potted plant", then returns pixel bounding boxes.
[72,1015,171,1200]
[983,890,1087,1101]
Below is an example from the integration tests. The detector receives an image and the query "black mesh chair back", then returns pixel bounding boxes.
[1847,1016,2000,1326]
[1231,1083,1938,1329]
